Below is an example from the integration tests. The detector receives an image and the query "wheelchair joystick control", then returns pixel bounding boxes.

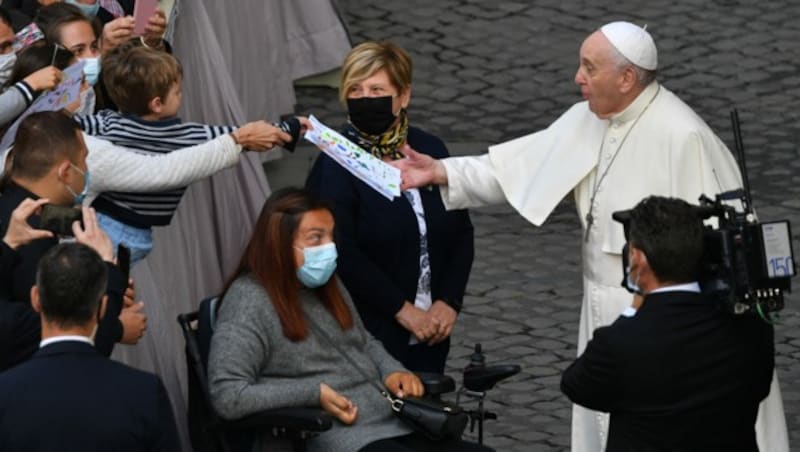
[458,343,522,444]
[465,344,485,371]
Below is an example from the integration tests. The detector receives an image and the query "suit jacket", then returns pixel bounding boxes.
[0,340,180,452]
[0,182,124,368]
[561,291,774,452]
[306,126,474,362]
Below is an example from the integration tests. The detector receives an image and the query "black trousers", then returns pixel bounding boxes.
[358,432,494,452]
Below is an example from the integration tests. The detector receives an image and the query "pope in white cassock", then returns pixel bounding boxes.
[395,21,789,452]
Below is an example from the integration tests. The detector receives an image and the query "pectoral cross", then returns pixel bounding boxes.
[584,212,594,242]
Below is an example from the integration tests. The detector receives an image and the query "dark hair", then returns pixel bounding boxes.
[35,2,101,48]
[9,111,82,180]
[0,6,12,28]
[7,43,73,88]
[36,242,108,328]
[223,187,353,341]
[628,196,704,284]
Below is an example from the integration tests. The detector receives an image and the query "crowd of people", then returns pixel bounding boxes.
[0,1,789,451]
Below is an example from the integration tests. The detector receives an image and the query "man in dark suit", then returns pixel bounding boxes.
[0,111,145,370]
[561,196,774,452]
[0,242,180,451]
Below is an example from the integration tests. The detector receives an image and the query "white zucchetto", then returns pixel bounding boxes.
[600,21,658,70]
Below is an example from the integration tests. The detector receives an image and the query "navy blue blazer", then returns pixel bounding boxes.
[561,291,774,452]
[0,340,180,452]
[306,126,474,360]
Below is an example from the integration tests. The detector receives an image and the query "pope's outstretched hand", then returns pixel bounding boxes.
[392,144,448,190]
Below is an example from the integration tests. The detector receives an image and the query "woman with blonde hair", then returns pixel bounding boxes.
[306,41,474,374]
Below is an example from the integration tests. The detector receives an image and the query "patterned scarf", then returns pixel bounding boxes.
[343,110,409,160]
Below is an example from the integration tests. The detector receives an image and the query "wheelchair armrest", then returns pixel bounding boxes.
[463,364,521,392]
[224,407,333,432]
[415,371,456,396]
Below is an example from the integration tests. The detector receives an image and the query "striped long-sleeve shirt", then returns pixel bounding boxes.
[75,110,235,228]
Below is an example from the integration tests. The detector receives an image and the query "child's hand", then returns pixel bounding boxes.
[232,121,291,152]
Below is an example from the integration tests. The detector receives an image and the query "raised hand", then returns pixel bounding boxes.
[231,121,292,151]
[2,198,54,249]
[73,206,114,263]
[101,16,135,53]
[391,144,448,190]
[23,66,62,92]
[143,9,167,46]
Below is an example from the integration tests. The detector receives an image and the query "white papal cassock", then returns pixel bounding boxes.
[437,81,789,452]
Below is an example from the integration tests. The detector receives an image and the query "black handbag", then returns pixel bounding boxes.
[389,392,468,441]
[307,317,468,441]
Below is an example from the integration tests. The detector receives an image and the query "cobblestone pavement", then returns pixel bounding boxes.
[293,1,800,450]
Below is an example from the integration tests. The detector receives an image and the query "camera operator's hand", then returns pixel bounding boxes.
[395,301,441,342]
[2,198,54,249]
[427,300,457,345]
[319,383,358,425]
[119,301,147,345]
[384,371,424,399]
[231,121,291,151]
[73,206,114,263]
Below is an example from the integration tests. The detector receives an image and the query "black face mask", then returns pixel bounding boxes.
[346,96,396,135]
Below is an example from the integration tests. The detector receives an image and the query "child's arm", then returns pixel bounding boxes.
[73,109,109,136]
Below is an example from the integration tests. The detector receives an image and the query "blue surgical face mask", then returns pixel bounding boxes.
[81,57,101,86]
[624,264,643,295]
[66,0,100,18]
[295,242,337,288]
[66,163,91,205]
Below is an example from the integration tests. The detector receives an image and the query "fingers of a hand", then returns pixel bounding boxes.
[406,375,423,397]
[340,405,358,424]
[82,206,97,235]
[71,219,85,238]
[29,229,54,240]
[277,130,292,143]
[398,143,415,158]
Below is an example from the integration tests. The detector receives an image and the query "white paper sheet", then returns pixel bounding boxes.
[304,115,401,200]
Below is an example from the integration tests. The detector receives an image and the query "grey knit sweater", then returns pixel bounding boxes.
[208,275,412,452]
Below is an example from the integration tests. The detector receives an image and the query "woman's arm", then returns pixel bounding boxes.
[83,133,241,200]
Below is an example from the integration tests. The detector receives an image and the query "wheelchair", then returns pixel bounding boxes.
[178,297,520,452]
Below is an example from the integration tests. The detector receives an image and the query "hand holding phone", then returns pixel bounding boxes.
[71,206,114,262]
[39,204,82,237]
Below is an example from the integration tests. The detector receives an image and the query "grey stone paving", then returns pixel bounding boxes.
[290,1,800,450]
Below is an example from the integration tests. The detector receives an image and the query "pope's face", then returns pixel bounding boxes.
[574,31,627,119]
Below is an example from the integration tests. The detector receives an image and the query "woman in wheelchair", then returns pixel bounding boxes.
[208,188,492,452]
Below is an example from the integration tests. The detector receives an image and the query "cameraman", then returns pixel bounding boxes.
[560,196,774,452]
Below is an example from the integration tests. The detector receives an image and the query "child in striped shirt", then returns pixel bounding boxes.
[75,42,301,263]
